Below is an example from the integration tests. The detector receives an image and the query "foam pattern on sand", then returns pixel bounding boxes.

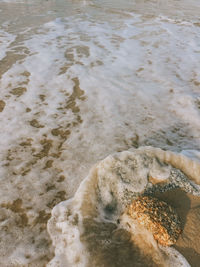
[0,0,200,265]
[47,147,200,266]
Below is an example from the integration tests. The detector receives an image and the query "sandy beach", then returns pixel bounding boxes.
[0,0,200,266]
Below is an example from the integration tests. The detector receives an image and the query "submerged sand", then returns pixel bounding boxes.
[155,189,200,267]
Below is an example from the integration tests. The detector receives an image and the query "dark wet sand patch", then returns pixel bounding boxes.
[0,100,6,112]
[10,87,27,97]
[82,218,159,267]
[1,199,28,227]
[29,119,44,128]
[154,188,200,267]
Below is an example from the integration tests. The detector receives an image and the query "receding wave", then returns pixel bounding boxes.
[47,146,200,266]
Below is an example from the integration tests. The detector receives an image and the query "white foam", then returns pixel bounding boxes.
[0,30,16,60]
[0,0,200,265]
[1,8,200,151]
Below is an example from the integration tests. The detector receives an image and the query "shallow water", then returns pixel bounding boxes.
[48,148,200,266]
[0,0,200,266]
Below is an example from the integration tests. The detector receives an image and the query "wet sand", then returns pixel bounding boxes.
[80,188,200,267]
[47,149,200,266]
[155,189,200,267]
[0,0,200,266]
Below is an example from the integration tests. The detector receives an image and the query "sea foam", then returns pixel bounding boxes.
[47,147,200,266]
[0,0,200,265]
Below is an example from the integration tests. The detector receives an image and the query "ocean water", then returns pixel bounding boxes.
[0,0,200,266]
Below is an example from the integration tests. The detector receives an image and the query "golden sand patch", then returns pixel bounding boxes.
[128,196,181,246]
